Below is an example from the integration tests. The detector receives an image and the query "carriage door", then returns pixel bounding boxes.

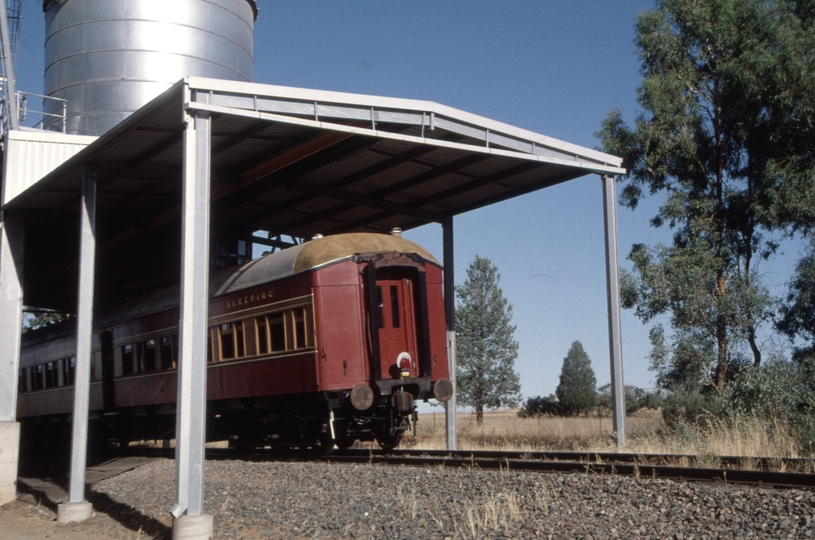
[376,278,418,379]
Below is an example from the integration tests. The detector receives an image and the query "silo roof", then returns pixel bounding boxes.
[42,0,259,19]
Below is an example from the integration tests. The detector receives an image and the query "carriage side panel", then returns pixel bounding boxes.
[312,261,368,392]
[425,264,450,381]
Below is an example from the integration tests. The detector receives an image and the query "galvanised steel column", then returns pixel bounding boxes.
[0,0,18,130]
[602,174,626,449]
[171,92,213,539]
[58,165,97,524]
[0,210,23,505]
[442,216,457,450]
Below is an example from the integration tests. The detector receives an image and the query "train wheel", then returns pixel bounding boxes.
[309,431,335,456]
[335,436,355,452]
[376,429,403,452]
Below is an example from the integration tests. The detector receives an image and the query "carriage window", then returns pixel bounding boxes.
[144,340,157,371]
[256,317,268,354]
[390,285,401,328]
[294,308,306,349]
[235,322,245,358]
[208,332,214,362]
[69,357,76,385]
[135,342,145,372]
[161,336,177,369]
[91,355,97,382]
[18,368,26,393]
[34,365,44,390]
[218,322,246,360]
[61,357,76,386]
[218,307,314,358]
[159,336,175,368]
[220,323,235,359]
[122,344,134,375]
[376,286,385,328]
[45,362,56,389]
[269,314,285,352]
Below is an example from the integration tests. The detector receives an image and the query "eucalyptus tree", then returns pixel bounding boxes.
[597,0,815,390]
[778,238,815,361]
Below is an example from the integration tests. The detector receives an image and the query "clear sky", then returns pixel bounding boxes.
[12,0,803,399]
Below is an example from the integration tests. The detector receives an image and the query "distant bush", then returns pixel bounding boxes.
[597,384,664,414]
[517,394,560,418]
[660,386,714,428]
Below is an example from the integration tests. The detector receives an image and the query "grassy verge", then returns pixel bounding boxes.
[408,408,810,459]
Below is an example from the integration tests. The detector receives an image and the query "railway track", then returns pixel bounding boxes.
[104,445,815,491]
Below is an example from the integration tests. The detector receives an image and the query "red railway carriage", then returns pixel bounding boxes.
[18,233,453,451]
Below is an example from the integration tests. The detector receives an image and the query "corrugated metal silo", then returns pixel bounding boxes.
[42,0,257,136]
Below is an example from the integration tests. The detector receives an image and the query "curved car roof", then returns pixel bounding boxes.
[213,232,438,297]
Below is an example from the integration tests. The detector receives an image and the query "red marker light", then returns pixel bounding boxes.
[398,353,411,378]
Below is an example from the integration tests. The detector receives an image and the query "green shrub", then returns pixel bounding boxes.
[661,387,715,428]
[661,359,815,452]
[518,394,560,418]
[597,384,664,414]
[719,360,806,419]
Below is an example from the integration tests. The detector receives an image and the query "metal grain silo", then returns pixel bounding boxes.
[42,0,257,136]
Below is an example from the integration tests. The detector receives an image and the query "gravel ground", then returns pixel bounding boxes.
[4,459,815,539]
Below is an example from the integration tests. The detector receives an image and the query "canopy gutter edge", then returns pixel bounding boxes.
[186,101,626,176]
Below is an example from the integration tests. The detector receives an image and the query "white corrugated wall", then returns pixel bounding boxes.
[2,130,96,205]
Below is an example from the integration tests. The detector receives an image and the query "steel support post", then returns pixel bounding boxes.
[0,0,18,131]
[172,99,212,538]
[58,165,98,523]
[601,174,626,449]
[0,211,23,505]
[442,217,457,450]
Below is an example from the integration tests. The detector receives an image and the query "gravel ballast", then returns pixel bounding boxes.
[9,459,815,539]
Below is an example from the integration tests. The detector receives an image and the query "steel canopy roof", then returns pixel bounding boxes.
[2,76,624,310]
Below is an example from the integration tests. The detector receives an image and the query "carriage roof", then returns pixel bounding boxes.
[214,233,438,297]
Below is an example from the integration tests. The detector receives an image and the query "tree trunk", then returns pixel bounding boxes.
[715,272,729,389]
[748,329,761,367]
[475,406,484,425]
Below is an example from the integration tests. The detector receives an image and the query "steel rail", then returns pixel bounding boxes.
[21,445,814,492]
[310,453,815,490]
[112,446,815,475]
[343,448,815,472]
[109,445,815,472]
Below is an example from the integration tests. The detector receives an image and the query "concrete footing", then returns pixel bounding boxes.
[173,514,213,540]
[0,421,20,506]
[57,500,93,523]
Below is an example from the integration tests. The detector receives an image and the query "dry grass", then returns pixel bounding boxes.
[624,414,804,459]
[410,408,664,452]
[412,487,550,539]
[409,408,811,459]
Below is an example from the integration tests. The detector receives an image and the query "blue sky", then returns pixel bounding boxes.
[13,1,804,399]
